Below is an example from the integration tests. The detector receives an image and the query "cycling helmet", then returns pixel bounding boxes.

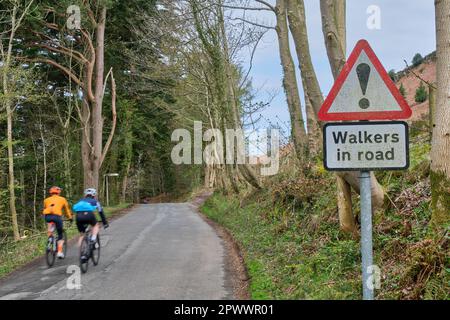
[49,186,62,195]
[84,188,97,197]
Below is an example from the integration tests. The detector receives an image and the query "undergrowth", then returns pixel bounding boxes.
[201,132,449,300]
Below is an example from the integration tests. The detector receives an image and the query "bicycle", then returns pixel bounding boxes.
[79,224,101,273]
[45,221,68,267]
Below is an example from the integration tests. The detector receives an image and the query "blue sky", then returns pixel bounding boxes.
[235,0,436,133]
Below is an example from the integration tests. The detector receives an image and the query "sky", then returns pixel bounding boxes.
[234,0,436,135]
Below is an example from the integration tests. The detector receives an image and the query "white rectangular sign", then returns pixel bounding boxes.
[323,121,409,171]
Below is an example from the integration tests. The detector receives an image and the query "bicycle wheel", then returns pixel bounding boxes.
[62,231,68,258]
[46,236,56,267]
[79,236,89,273]
[91,234,100,266]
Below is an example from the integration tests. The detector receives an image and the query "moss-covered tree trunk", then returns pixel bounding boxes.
[431,0,450,228]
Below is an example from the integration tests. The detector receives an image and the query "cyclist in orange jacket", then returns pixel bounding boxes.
[43,186,73,258]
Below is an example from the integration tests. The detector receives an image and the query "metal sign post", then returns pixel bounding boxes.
[318,40,413,300]
[360,170,373,300]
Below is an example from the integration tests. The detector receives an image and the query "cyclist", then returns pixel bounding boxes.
[74,188,109,258]
[43,186,73,259]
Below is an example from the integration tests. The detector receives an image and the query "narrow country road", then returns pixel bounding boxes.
[0,204,231,300]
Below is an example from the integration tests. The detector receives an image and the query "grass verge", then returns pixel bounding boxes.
[201,134,448,300]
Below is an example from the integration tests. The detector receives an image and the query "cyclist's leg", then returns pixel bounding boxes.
[85,212,99,241]
[53,216,64,253]
[92,222,100,240]
[44,215,55,236]
[76,213,88,247]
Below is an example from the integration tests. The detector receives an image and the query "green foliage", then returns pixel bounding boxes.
[399,83,406,98]
[202,135,447,300]
[412,53,424,67]
[388,69,397,82]
[201,188,362,300]
[415,82,428,103]
[0,1,187,242]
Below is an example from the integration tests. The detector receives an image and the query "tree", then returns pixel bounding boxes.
[216,1,261,189]
[274,0,307,159]
[415,82,428,103]
[399,83,406,98]
[286,0,322,154]
[0,0,35,240]
[412,53,424,67]
[220,0,308,161]
[188,0,262,191]
[320,0,384,234]
[388,69,397,82]
[21,1,117,190]
[431,0,450,228]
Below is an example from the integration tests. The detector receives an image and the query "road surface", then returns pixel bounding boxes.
[0,204,232,300]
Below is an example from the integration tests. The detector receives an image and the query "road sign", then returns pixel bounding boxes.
[323,121,409,171]
[318,40,412,121]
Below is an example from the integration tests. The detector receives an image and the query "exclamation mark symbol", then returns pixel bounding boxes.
[357,63,371,109]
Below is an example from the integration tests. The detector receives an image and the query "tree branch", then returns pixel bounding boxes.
[254,0,276,12]
[221,4,272,11]
[79,28,96,103]
[230,17,275,30]
[403,60,437,90]
[29,42,89,64]
[240,29,267,87]
[18,57,82,86]
[100,69,117,166]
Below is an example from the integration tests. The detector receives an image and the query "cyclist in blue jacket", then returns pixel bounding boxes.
[74,188,109,250]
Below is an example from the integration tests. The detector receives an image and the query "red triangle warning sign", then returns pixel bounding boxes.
[318,40,412,121]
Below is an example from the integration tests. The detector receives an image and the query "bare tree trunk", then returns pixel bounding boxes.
[63,134,72,198]
[121,163,131,203]
[428,84,436,142]
[88,7,107,190]
[431,0,450,228]
[81,98,94,188]
[217,3,261,189]
[0,2,30,240]
[135,153,143,202]
[30,137,39,229]
[301,76,321,155]
[286,0,323,154]
[33,166,38,229]
[1,61,19,239]
[336,173,356,234]
[287,0,324,118]
[275,0,307,160]
[20,170,25,223]
[320,0,347,79]
[6,100,19,240]
[72,7,117,191]
[320,0,384,234]
[38,110,47,200]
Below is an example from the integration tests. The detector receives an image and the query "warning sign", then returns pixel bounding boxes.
[318,40,412,121]
[323,121,409,171]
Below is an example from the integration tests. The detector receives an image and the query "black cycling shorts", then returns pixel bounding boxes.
[76,212,97,233]
[44,214,64,240]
